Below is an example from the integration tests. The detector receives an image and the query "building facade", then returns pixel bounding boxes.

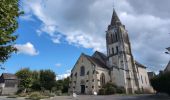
[69,9,152,94]
[0,73,18,95]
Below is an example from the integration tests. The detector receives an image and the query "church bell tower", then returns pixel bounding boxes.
[106,9,139,93]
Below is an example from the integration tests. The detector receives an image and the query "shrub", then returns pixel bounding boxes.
[28,92,42,100]
[134,90,142,94]
[55,90,62,96]
[116,87,126,94]
[41,90,55,97]
[98,88,105,95]
[98,82,122,95]
[105,86,116,95]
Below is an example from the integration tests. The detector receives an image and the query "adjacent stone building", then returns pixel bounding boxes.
[0,73,18,95]
[69,9,152,94]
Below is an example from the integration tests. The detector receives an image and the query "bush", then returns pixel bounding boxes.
[116,87,126,94]
[105,86,116,95]
[41,90,55,97]
[134,90,142,94]
[98,82,125,95]
[55,90,62,96]
[28,92,42,100]
[98,88,105,95]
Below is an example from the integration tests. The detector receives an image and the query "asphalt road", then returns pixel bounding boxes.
[0,94,169,100]
[50,94,170,100]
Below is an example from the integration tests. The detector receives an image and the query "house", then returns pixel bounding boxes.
[69,9,153,94]
[0,73,18,95]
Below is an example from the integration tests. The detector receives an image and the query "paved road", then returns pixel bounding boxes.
[50,94,170,100]
[0,96,25,100]
[0,94,169,100]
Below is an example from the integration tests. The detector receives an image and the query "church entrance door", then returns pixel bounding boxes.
[80,85,85,94]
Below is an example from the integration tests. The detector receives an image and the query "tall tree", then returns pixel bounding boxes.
[40,70,56,91]
[0,0,22,64]
[16,68,33,93]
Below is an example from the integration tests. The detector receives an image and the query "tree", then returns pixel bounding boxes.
[15,68,33,93]
[39,70,56,91]
[31,71,41,91]
[151,72,170,95]
[61,77,69,93]
[0,0,22,64]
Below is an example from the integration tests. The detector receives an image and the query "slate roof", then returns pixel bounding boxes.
[1,73,18,80]
[92,51,107,63]
[135,61,147,69]
[83,53,110,69]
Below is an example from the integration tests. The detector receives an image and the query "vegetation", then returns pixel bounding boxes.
[39,70,56,90]
[0,0,23,64]
[151,72,170,95]
[15,68,70,99]
[98,82,125,95]
[16,68,33,93]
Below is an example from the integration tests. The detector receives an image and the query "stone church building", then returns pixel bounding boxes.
[69,9,152,94]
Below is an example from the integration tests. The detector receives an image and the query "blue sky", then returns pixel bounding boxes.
[1,0,170,78]
[2,15,93,78]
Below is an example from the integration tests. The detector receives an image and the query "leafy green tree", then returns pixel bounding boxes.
[61,77,69,93]
[40,70,56,91]
[31,71,41,91]
[0,0,22,64]
[15,68,33,93]
[55,80,63,91]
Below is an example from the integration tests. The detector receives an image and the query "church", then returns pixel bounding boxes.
[69,9,152,94]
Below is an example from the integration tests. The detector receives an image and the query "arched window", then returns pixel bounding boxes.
[100,73,105,86]
[80,66,85,76]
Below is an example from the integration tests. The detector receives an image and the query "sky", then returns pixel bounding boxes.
[1,0,170,79]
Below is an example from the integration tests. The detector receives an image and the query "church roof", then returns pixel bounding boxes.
[83,53,110,70]
[92,51,107,64]
[135,61,147,69]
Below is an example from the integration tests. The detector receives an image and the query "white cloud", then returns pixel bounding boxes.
[56,69,71,80]
[20,14,35,21]
[21,0,170,71]
[14,42,39,56]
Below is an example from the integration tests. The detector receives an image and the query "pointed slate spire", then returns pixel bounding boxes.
[110,9,122,26]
